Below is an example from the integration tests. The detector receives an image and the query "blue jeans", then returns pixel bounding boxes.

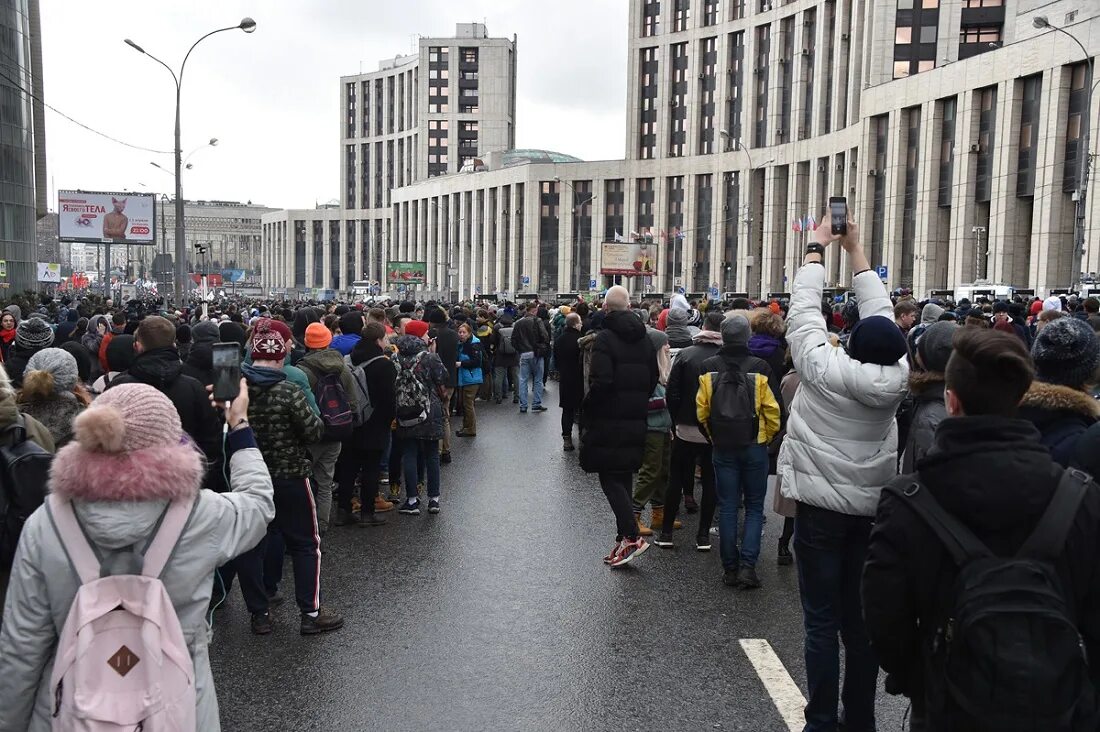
[794,501,878,732]
[403,438,440,501]
[712,443,769,570]
[517,352,544,410]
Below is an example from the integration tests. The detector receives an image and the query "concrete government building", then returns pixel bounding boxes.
[262,4,1098,299]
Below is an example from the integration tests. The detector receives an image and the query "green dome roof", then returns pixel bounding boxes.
[501,149,583,167]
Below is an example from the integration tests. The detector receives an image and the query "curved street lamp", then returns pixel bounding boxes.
[125,18,256,304]
[1033,15,1093,288]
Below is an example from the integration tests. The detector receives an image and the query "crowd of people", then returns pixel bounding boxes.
[0,214,1098,729]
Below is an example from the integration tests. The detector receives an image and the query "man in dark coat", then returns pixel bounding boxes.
[108,315,223,490]
[863,327,1100,730]
[580,286,658,568]
[180,320,221,386]
[554,312,584,451]
[334,321,397,527]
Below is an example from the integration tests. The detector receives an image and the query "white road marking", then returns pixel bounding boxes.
[740,638,806,732]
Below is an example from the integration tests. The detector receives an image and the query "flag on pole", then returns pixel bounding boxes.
[614,230,624,243]
[805,214,818,231]
[792,218,803,232]
[674,226,685,240]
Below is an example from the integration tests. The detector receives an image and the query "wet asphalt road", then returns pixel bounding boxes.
[209,381,908,731]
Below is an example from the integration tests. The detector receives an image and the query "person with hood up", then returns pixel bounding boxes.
[333,321,396,527]
[107,316,222,491]
[58,341,92,391]
[53,309,80,345]
[81,314,108,378]
[0,383,274,731]
[331,310,364,357]
[554,312,584,451]
[0,310,16,363]
[90,334,135,394]
[180,320,222,386]
[1017,317,1100,466]
[655,311,725,549]
[862,327,1100,731]
[17,348,89,450]
[748,311,789,382]
[579,285,659,568]
[5,316,54,388]
[905,302,944,354]
[97,312,126,374]
[289,308,321,365]
[664,306,698,350]
[900,321,957,472]
[176,323,193,362]
[779,218,910,732]
[296,321,357,534]
[393,320,450,515]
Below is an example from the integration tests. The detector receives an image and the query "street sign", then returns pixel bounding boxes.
[589,278,597,290]
[709,286,720,298]
[876,265,888,280]
[521,274,531,285]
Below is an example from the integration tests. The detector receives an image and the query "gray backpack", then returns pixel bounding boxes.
[344,354,389,426]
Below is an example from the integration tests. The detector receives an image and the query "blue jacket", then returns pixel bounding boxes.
[331,333,361,356]
[457,335,484,387]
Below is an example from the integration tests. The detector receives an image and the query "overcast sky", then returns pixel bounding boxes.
[38,1,628,211]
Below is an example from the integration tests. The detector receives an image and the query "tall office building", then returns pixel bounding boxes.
[262,23,517,294]
[0,0,47,293]
[266,3,1098,299]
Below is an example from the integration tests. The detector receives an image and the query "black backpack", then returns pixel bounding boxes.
[706,370,759,450]
[886,469,1097,731]
[0,415,53,570]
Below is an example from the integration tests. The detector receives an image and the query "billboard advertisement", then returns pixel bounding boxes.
[386,261,427,285]
[57,190,155,244]
[600,241,658,276]
[37,263,61,283]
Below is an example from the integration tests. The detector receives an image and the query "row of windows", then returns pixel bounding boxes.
[344,69,416,138]
[641,0,773,37]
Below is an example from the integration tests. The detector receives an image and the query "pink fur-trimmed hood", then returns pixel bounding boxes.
[49,442,203,502]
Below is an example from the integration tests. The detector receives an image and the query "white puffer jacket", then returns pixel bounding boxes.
[777,264,909,516]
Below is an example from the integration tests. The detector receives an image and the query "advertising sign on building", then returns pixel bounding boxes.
[600,241,658,276]
[386,261,427,285]
[57,190,155,244]
[37,263,61,283]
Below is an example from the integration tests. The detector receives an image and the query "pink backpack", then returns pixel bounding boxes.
[46,493,197,731]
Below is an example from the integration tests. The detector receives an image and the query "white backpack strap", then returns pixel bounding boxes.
[141,494,197,579]
[46,494,101,585]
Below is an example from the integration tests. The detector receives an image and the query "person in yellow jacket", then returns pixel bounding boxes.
[696,318,781,589]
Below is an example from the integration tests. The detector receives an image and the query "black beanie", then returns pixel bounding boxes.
[426,307,448,325]
[847,315,909,366]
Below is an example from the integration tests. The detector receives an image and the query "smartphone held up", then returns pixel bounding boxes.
[829,196,848,237]
[211,342,241,403]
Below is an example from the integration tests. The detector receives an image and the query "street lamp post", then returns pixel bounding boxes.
[721,130,773,296]
[125,18,255,307]
[1034,15,1094,289]
[554,177,597,293]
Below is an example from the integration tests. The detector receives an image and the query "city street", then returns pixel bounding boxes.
[209,382,908,732]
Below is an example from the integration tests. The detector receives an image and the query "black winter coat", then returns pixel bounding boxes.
[109,347,224,490]
[511,315,549,355]
[430,325,460,390]
[4,344,37,388]
[666,335,722,427]
[863,417,1100,730]
[554,328,584,409]
[579,310,658,473]
[1018,381,1100,467]
[180,342,214,386]
[349,340,397,447]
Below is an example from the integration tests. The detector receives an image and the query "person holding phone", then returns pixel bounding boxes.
[778,210,910,732]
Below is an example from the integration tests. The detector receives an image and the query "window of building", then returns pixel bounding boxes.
[642,0,661,36]
[538,181,560,293]
[669,42,689,156]
[937,96,957,207]
[637,178,655,231]
[963,0,1001,6]
[896,26,912,43]
[665,176,685,291]
[895,0,938,76]
[673,0,691,32]
[698,36,718,154]
[919,25,937,43]
[604,179,625,243]
[639,47,659,159]
[776,16,794,144]
[703,0,719,26]
[730,0,745,19]
[461,47,478,65]
[753,24,771,147]
[960,26,1001,43]
[1064,63,1088,192]
[976,85,996,202]
[727,31,745,146]
[922,0,938,7]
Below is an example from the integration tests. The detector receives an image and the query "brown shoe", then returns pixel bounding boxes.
[635,511,654,537]
[374,496,395,513]
[649,506,681,531]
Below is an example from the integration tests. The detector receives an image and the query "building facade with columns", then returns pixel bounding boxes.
[265,2,1098,299]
